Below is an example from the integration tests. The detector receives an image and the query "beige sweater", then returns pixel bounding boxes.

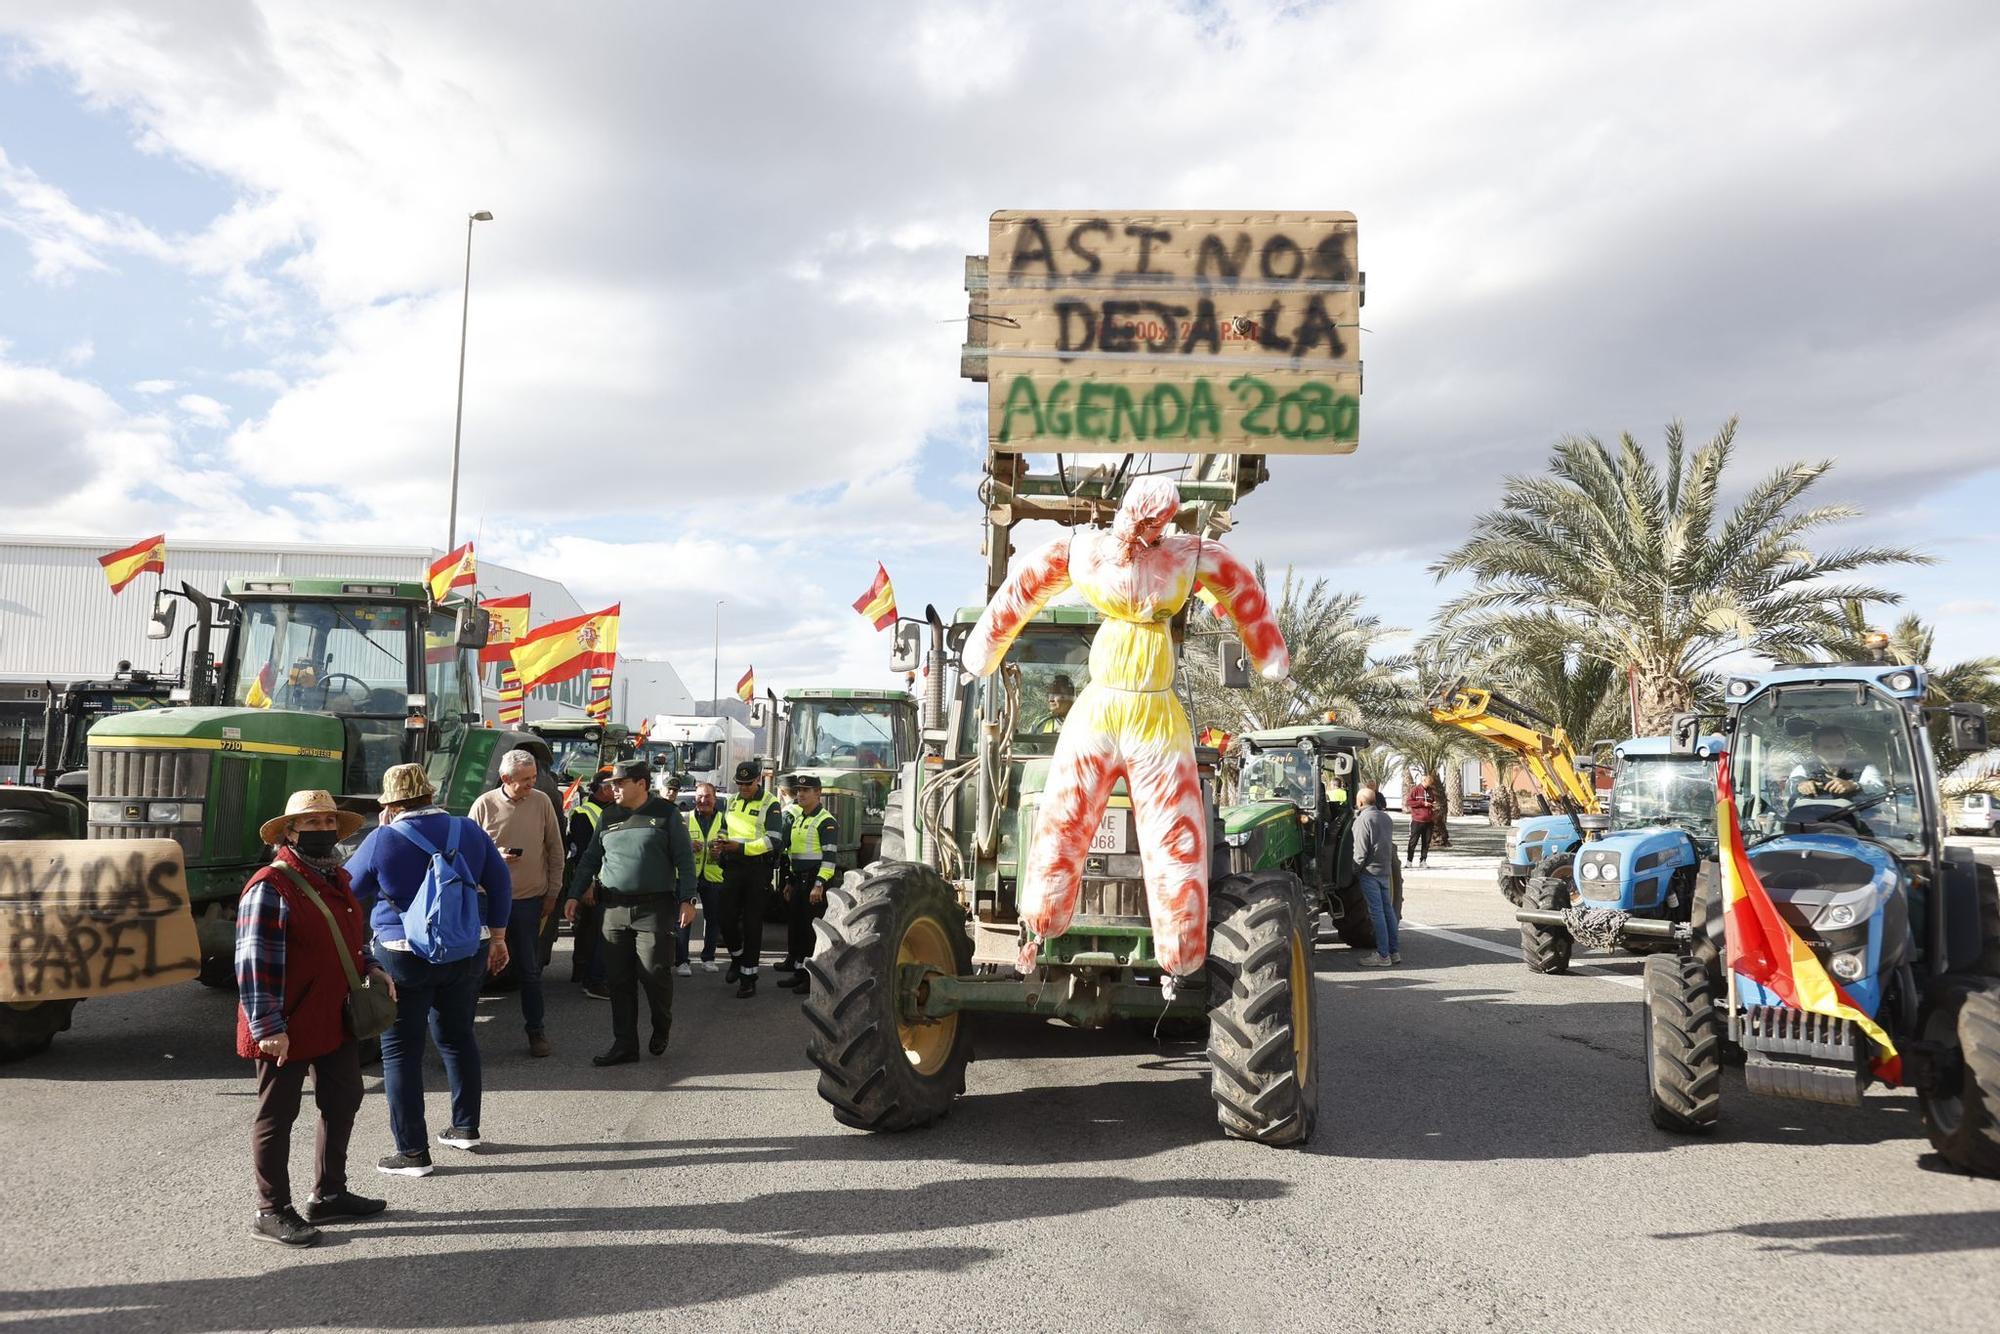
[468,786,566,900]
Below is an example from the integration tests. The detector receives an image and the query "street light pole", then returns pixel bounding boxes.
[445,209,494,551]
[711,599,724,717]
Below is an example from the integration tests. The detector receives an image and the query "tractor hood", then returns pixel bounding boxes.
[1223,800,1296,837]
[86,705,347,757]
[1744,833,1901,906]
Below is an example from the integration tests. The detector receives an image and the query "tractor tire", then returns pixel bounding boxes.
[1521,852,1575,975]
[196,954,238,990]
[878,784,908,864]
[1642,953,1722,1134]
[1919,983,2000,1176]
[0,1000,79,1062]
[1499,873,1527,907]
[1976,865,2000,977]
[1205,871,1320,1146]
[802,860,972,1133]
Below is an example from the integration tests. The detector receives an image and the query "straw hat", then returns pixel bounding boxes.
[259,789,366,845]
[377,762,436,807]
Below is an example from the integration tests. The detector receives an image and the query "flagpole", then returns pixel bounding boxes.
[446,209,493,550]
[711,599,724,717]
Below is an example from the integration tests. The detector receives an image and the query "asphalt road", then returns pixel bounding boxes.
[5,853,1999,1332]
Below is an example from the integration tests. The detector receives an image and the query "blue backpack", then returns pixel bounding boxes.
[386,818,485,963]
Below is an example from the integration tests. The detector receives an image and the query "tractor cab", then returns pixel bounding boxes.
[772,688,919,871]
[1221,725,1374,947]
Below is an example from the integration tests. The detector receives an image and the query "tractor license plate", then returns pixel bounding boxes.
[1091,812,1130,853]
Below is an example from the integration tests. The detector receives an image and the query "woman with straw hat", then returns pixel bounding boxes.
[235,789,393,1248]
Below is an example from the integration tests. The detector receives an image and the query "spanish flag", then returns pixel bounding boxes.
[1197,726,1231,749]
[852,563,898,631]
[245,662,277,710]
[510,603,620,690]
[496,666,524,726]
[736,666,755,703]
[1717,753,1901,1082]
[428,543,477,602]
[478,593,531,664]
[99,534,165,594]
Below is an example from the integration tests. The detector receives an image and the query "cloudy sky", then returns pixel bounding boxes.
[2,0,1997,698]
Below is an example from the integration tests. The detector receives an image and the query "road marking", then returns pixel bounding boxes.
[1400,919,1645,992]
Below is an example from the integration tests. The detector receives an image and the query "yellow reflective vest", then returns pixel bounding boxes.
[686,807,727,884]
[724,790,777,857]
[786,805,839,883]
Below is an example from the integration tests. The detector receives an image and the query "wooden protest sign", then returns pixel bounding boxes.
[0,839,201,1002]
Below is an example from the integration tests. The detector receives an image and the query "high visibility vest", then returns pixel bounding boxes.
[687,808,727,883]
[577,800,605,832]
[787,805,838,882]
[724,791,776,856]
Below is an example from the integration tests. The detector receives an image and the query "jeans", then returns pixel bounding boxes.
[505,899,548,1034]
[1358,870,1400,958]
[684,881,723,963]
[375,941,487,1151]
[251,1038,362,1211]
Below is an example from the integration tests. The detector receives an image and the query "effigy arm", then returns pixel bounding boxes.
[1195,544,1290,681]
[962,534,1072,678]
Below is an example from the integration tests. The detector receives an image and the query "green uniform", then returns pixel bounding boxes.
[569,796,697,1054]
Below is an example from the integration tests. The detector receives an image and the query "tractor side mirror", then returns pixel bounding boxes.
[1330,753,1355,777]
[1948,704,1990,754]
[889,621,922,674]
[1219,637,1251,690]
[454,604,490,649]
[147,592,178,641]
[1670,713,1701,755]
[748,699,772,729]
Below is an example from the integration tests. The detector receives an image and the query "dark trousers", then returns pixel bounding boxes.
[784,864,827,963]
[719,855,771,975]
[1406,819,1433,864]
[251,1039,363,1212]
[571,901,608,986]
[376,942,487,1152]
[504,899,548,1034]
[602,897,675,1052]
[677,879,724,964]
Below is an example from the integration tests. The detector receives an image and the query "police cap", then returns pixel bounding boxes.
[733,759,761,783]
[792,773,822,791]
[611,759,650,783]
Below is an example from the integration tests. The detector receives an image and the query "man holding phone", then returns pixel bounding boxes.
[469,749,567,1057]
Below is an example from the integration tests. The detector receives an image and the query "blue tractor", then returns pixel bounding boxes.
[1642,663,2000,1175]
[1513,736,1725,973]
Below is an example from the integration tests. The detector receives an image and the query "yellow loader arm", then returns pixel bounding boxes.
[1426,679,1600,817]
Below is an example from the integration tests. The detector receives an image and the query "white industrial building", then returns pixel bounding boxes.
[0,534,694,726]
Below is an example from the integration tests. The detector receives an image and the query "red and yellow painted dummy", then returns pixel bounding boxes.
[963,478,1289,980]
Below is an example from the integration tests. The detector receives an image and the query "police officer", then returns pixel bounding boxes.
[564,759,697,1065]
[714,759,782,998]
[776,775,839,994]
[682,781,727,973]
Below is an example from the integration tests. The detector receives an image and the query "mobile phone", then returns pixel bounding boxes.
[505,846,524,856]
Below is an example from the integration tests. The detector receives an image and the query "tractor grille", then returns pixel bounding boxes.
[1740,1005,1857,1061]
[1076,879,1147,917]
[87,745,210,863]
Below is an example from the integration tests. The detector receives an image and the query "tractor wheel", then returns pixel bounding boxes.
[802,860,972,1132]
[1499,873,1527,907]
[1919,983,2000,1176]
[1333,879,1376,950]
[196,954,237,990]
[1642,953,1721,1133]
[0,1000,79,1062]
[878,784,908,863]
[1206,870,1320,1146]
[1521,852,1574,975]
[1976,865,2000,977]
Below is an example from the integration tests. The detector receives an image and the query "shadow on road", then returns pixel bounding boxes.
[1651,1209,2000,1256]
[0,1240,994,1333]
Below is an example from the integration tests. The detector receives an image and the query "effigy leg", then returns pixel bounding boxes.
[1017,712,1119,971]
[1126,723,1210,979]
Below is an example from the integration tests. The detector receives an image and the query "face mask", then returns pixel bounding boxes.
[294,829,342,858]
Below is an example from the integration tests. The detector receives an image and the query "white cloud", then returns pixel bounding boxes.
[175,392,229,427]
[0,144,176,282]
[131,378,179,394]
[58,336,93,367]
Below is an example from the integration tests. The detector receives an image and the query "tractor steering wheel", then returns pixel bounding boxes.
[318,672,374,710]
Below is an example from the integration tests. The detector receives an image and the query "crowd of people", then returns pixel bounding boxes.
[232,748,837,1248]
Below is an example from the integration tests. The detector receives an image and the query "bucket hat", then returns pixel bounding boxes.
[377,762,437,807]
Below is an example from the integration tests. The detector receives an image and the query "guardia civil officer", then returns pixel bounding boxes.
[714,759,783,998]
[564,759,697,1065]
[775,774,839,994]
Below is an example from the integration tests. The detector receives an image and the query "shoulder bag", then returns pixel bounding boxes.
[274,863,397,1041]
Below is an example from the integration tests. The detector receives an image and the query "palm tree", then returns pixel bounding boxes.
[1189,567,1408,736]
[1429,419,1926,736]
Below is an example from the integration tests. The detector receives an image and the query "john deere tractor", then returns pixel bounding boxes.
[1641,663,2000,1175]
[805,602,1320,1145]
[767,688,918,875]
[526,718,634,784]
[84,576,531,981]
[1221,725,1385,948]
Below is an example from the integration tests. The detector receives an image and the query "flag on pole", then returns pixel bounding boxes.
[852,563,898,631]
[736,666,755,703]
[244,662,276,709]
[478,593,531,664]
[1716,753,1901,1082]
[427,543,477,602]
[497,666,524,726]
[585,666,614,721]
[99,534,166,594]
[509,604,620,690]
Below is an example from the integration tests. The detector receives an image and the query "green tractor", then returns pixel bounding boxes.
[526,718,634,785]
[1221,725,1394,949]
[805,603,1320,1145]
[84,576,528,981]
[0,787,89,1059]
[765,687,918,876]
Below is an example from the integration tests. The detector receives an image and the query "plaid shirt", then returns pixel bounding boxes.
[235,878,290,1040]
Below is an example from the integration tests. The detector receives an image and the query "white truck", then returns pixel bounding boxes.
[643,714,753,806]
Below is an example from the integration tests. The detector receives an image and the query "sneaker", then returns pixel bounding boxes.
[1356,953,1393,969]
[675,962,692,977]
[528,1033,553,1058]
[250,1206,321,1247]
[437,1126,481,1151]
[377,1150,433,1177]
[583,984,610,1001]
[304,1191,386,1222]
[697,959,719,973]
[1390,952,1403,965]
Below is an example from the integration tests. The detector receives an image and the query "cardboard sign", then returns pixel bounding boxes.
[0,839,201,1002]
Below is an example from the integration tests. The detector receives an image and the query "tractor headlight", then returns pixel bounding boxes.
[88,801,121,824]
[1726,679,1754,700]
[1886,671,1915,693]
[1830,950,1866,982]
[148,802,193,823]
[1222,830,1251,848]
[1822,902,1856,929]
[1580,862,1600,881]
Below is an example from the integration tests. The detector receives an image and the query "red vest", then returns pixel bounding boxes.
[235,850,369,1064]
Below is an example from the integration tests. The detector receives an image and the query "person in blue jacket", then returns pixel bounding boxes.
[345,763,513,1178]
